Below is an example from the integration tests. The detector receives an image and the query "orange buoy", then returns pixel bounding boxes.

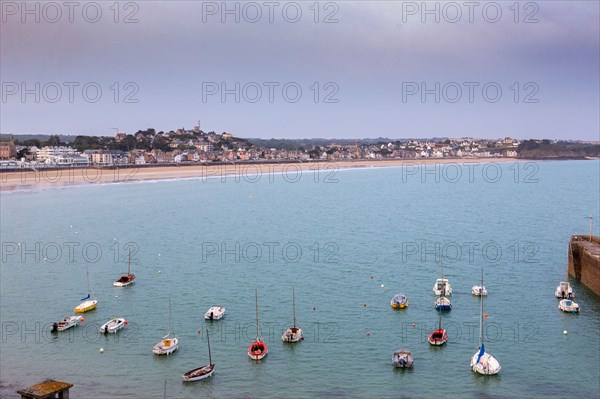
[124,320,128,325]
[80,317,85,323]
[484,313,488,318]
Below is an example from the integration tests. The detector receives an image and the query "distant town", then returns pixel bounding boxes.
[0,122,598,168]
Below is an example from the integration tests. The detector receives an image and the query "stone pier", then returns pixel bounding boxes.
[568,235,600,296]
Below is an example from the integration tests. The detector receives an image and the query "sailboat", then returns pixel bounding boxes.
[432,253,452,296]
[428,310,447,346]
[470,269,501,375]
[182,327,215,381]
[114,248,136,287]
[248,289,268,360]
[555,243,575,299]
[74,268,97,313]
[282,287,303,343]
[153,294,179,355]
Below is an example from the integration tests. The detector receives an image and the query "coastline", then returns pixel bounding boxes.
[0,157,542,192]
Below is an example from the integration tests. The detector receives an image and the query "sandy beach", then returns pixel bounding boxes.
[0,158,520,192]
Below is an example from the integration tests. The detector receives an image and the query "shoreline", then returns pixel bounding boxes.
[0,157,585,192]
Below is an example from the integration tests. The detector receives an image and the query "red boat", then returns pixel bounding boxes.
[248,289,268,360]
[114,249,136,287]
[248,340,268,360]
[428,311,447,346]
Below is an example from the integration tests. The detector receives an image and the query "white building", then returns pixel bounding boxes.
[36,146,78,161]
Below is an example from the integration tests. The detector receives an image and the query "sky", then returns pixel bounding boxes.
[1,1,599,140]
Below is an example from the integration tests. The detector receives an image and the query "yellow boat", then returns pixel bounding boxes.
[74,299,97,313]
[391,294,408,309]
[75,269,97,313]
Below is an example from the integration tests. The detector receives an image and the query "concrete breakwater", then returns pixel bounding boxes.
[568,235,600,296]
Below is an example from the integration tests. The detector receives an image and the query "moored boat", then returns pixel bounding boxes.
[52,316,83,332]
[435,296,452,311]
[282,287,303,343]
[114,249,135,287]
[204,306,226,320]
[390,294,408,309]
[471,285,488,296]
[392,349,414,368]
[428,311,447,346]
[555,282,574,299]
[182,328,215,381]
[558,299,580,313]
[100,317,127,334]
[74,269,97,313]
[471,269,501,375]
[248,289,268,360]
[153,294,179,355]
[433,254,452,296]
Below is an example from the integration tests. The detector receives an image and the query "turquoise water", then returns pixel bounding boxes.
[1,160,599,399]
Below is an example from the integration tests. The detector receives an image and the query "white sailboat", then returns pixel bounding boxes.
[471,285,488,296]
[153,294,179,355]
[74,268,97,313]
[282,287,303,343]
[470,269,501,375]
[182,326,215,381]
[433,253,452,296]
[555,244,575,299]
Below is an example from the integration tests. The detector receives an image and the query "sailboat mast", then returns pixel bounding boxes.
[292,287,296,328]
[438,308,442,330]
[479,269,484,346]
[86,268,91,295]
[128,248,131,275]
[255,289,259,339]
[168,293,173,335]
[207,327,212,365]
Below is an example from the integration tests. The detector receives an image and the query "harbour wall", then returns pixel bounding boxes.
[568,235,600,296]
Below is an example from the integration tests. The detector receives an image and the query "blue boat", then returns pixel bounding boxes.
[435,296,452,311]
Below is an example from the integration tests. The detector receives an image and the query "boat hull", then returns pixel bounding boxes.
[435,297,452,311]
[471,286,488,296]
[204,307,226,320]
[248,340,268,360]
[558,299,580,313]
[182,364,215,381]
[555,283,574,298]
[390,294,408,309]
[99,318,126,334]
[74,300,97,313]
[433,278,452,296]
[392,350,414,368]
[428,329,447,346]
[282,327,303,343]
[471,351,501,375]
[53,316,83,332]
[153,337,179,355]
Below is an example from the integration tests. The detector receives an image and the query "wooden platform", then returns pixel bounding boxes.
[17,380,73,399]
